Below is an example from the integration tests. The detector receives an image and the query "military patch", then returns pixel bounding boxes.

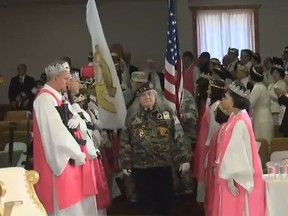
[157,112,164,120]
[134,128,145,138]
[158,127,169,137]
[163,111,170,120]
[135,117,142,123]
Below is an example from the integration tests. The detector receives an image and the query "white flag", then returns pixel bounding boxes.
[86,0,127,129]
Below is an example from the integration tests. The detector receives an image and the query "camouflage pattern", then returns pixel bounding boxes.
[180,89,198,144]
[119,103,191,170]
[131,71,148,83]
[173,89,198,194]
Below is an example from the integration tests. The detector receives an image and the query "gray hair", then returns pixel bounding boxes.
[126,89,165,121]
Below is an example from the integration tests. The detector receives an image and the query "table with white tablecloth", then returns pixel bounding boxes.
[264,174,288,216]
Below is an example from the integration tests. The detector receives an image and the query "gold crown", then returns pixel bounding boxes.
[45,62,70,75]
[229,82,251,100]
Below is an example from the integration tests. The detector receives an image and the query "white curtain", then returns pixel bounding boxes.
[196,9,255,60]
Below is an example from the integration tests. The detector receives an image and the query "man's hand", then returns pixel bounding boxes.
[274,87,284,97]
[227,179,239,196]
[123,169,131,176]
[74,152,86,166]
[67,115,81,129]
[179,162,190,176]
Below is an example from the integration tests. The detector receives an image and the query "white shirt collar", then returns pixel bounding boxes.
[43,84,62,101]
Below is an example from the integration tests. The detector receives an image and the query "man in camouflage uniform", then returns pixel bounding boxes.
[122,71,148,203]
[123,71,148,109]
[173,89,198,195]
[119,82,191,215]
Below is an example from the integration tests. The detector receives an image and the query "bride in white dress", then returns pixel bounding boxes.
[250,65,274,144]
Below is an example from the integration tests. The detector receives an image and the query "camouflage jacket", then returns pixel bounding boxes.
[180,89,198,144]
[119,103,191,169]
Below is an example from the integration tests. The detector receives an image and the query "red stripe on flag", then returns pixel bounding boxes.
[164,69,176,84]
[163,89,176,103]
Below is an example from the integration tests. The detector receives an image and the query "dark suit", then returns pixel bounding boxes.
[8,75,35,108]
[278,95,288,137]
[128,65,139,76]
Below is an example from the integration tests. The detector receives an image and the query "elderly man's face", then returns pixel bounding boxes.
[55,71,71,92]
[139,90,156,109]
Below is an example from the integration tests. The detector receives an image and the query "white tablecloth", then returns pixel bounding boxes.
[264,174,288,216]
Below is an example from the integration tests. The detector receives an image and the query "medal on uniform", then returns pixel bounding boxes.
[157,113,164,120]
[135,128,145,138]
[158,127,169,137]
[163,111,170,120]
[135,117,142,123]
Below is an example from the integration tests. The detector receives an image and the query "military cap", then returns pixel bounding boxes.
[241,49,253,57]
[131,71,148,83]
[136,82,154,96]
[210,58,221,66]
[228,47,239,56]
[210,78,226,90]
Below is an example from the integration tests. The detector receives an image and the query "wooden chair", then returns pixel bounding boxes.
[0,167,47,216]
[270,138,288,154]
[3,111,30,122]
[257,139,269,169]
[0,131,28,154]
[0,122,11,133]
[15,120,33,132]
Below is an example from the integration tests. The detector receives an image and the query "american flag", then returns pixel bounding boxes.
[164,0,183,115]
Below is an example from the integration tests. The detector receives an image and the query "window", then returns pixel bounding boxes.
[191,6,259,61]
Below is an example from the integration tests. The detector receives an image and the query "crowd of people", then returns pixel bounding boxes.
[5,43,288,216]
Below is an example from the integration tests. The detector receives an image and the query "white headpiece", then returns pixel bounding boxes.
[229,82,251,100]
[45,61,70,75]
[273,64,284,71]
[252,65,263,77]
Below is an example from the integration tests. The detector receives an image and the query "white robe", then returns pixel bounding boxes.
[34,85,98,216]
[250,82,274,144]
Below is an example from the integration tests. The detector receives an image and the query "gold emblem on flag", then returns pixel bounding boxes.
[163,111,170,120]
[158,127,169,137]
[94,45,117,113]
[135,128,145,138]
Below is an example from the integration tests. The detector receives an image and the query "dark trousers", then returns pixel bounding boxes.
[132,167,174,215]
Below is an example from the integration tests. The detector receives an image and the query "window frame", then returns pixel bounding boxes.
[190,5,260,58]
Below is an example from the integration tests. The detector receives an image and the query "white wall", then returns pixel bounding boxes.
[0,0,287,103]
